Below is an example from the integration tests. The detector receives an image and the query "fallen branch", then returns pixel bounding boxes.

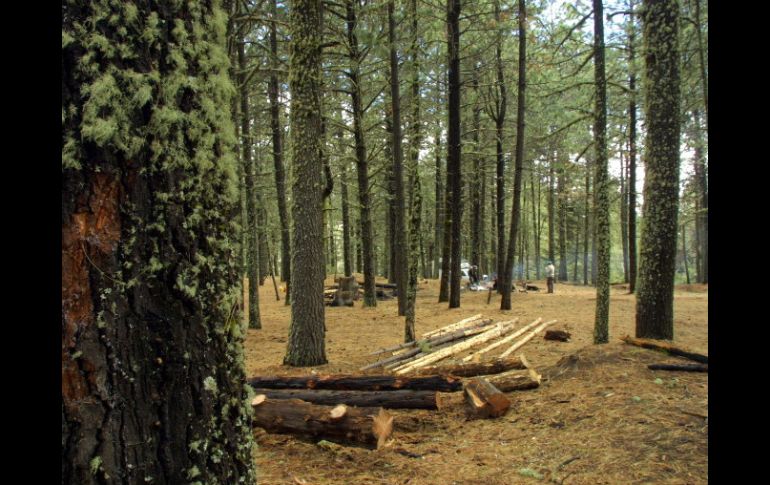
[251,396,393,449]
[620,336,708,364]
[647,363,708,372]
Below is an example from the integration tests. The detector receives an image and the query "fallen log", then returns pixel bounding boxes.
[360,322,494,371]
[251,388,438,409]
[369,318,494,356]
[648,363,708,372]
[620,336,708,364]
[421,314,484,339]
[499,319,558,358]
[485,367,542,392]
[394,320,518,375]
[408,355,530,377]
[463,378,511,418]
[247,374,462,392]
[544,330,571,342]
[462,318,542,362]
[251,395,393,449]
[356,280,397,289]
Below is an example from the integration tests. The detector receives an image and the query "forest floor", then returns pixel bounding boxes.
[245,276,708,485]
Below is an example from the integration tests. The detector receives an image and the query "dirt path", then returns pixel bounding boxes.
[246,277,708,484]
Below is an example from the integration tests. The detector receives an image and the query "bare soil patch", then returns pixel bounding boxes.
[247,276,708,484]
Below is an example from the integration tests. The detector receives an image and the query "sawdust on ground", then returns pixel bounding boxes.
[246,275,708,485]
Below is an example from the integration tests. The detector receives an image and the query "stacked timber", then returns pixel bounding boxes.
[408,355,530,377]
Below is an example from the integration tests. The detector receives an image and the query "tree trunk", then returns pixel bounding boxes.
[433,127,444,279]
[388,0,408,316]
[252,388,438,409]
[447,0,463,309]
[493,0,508,291]
[547,152,556,264]
[500,0,527,311]
[583,158,591,285]
[251,396,393,449]
[61,1,256,481]
[239,41,262,330]
[341,158,353,277]
[620,148,630,283]
[531,163,541,279]
[592,0,611,344]
[284,0,328,366]
[694,0,708,131]
[692,109,708,284]
[636,0,681,340]
[682,221,690,284]
[628,2,639,293]
[346,0,377,307]
[557,155,568,281]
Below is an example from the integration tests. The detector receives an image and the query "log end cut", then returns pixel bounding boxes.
[463,378,511,419]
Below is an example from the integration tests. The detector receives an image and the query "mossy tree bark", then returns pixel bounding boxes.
[500,0,527,311]
[635,0,681,340]
[61,0,256,482]
[592,0,611,344]
[447,0,463,309]
[284,0,328,366]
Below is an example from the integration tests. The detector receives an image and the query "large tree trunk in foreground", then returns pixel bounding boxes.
[61,1,256,482]
[251,388,438,409]
[635,0,681,340]
[464,378,511,418]
[251,396,393,449]
[410,355,529,377]
[247,374,462,392]
[284,0,327,366]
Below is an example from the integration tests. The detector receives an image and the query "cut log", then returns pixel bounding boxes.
[247,374,462,392]
[421,314,484,339]
[362,320,495,370]
[499,320,558,358]
[620,336,708,364]
[544,330,571,341]
[251,396,393,449]
[648,363,708,372]
[370,318,494,356]
[485,367,542,392]
[394,320,518,375]
[356,280,397,289]
[408,355,529,377]
[463,378,511,418]
[462,318,542,362]
[251,388,438,409]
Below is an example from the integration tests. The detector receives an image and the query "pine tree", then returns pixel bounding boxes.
[62,0,256,481]
[635,0,681,340]
[284,0,328,366]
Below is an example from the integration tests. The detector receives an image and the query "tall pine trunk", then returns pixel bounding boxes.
[447,0,463,308]
[346,0,377,307]
[635,0,681,340]
[592,0,611,344]
[627,1,639,293]
[284,0,328,366]
[500,0,527,310]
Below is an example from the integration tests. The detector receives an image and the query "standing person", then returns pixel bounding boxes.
[546,261,556,293]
